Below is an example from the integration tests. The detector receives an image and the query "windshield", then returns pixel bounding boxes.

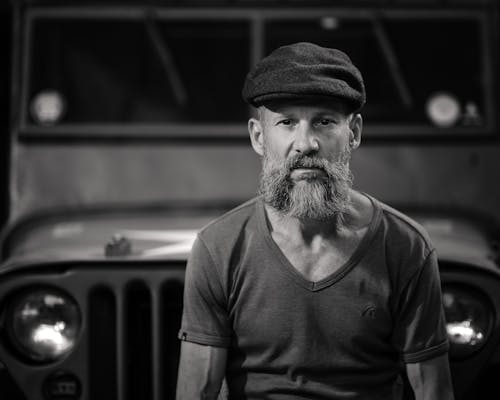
[23,8,492,136]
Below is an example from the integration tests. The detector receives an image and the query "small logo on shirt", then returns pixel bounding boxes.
[361,305,377,319]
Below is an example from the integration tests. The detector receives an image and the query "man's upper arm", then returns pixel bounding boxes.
[394,248,453,397]
[392,249,449,362]
[406,354,454,400]
[179,235,232,346]
[176,341,227,400]
[177,235,230,399]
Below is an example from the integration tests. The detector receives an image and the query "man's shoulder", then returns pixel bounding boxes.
[198,197,261,243]
[370,195,434,252]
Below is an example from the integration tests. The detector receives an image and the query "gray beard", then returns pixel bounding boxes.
[258,150,353,220]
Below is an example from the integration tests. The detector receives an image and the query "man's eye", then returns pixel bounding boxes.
[277,119,293,126]
[318,119,334,126]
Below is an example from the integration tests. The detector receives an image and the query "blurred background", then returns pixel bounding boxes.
[1,3,10,230]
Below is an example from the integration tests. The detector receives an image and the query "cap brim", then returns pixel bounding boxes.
[251,92,362,113]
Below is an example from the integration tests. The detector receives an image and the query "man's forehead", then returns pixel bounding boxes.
[260,97,350,116]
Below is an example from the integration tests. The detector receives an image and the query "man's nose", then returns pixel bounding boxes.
[293,123,319,154]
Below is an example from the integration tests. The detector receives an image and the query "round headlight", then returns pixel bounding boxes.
[442,285,492,359]
[29,90,66,126]
[426,92,461,128]
[5,287,81,363]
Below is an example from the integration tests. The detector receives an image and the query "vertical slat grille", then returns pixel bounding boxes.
[151,287,161,400]
[161,280,184,399]
[88,286,117,400]
[116,286,125,400]
[125,281,153,400]
[87,274,186,400]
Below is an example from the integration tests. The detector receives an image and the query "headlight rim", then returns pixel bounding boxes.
[2,285,82,365]
[442,282,494,360]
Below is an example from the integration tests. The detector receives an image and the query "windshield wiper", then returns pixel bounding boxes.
[371,15,413,109]
[144,8,188,107]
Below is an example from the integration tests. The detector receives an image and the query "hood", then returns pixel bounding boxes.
[2,205,499,275]
[1,206,228,269]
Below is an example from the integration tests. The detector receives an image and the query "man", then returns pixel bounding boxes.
[176,42,454,399]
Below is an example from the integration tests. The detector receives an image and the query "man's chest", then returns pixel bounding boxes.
[228,256,394,362]
[271,228,368,282]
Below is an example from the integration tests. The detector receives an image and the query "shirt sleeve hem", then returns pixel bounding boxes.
[402,340,450,363]
[178,329,231,348]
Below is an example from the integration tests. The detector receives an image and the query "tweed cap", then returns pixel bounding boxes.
[242,42,366,111]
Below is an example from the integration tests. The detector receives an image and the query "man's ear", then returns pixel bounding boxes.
[248,117,265,156]
[349,113,363,150]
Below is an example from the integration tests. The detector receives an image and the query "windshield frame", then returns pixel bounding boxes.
[16,5,496,141]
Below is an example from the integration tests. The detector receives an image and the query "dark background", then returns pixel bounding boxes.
[1,3,11,230]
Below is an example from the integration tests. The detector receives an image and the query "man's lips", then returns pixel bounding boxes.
[290,167,326,179]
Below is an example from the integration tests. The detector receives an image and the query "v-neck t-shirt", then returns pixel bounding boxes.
[179,195,449,399]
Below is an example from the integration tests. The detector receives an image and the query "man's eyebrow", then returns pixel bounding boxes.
[314,110,342,118]
[270,110,294,119]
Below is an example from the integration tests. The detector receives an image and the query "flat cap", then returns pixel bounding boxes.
[242,42,366,111]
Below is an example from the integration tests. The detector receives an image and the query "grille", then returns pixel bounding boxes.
[86,267,185,400]
[0,264,219,400]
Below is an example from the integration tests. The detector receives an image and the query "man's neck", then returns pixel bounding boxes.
[264,190,373,243]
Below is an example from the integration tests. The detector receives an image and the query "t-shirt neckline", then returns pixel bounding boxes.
[257,193,382,292]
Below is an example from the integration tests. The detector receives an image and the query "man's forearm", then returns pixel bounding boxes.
[176,341,227,400]
[406,354,454,400]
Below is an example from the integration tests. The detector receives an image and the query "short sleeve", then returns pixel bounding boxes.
[392,250,449,363]
[178,235,232,347]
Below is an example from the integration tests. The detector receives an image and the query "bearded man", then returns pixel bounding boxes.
[176,42,454,400]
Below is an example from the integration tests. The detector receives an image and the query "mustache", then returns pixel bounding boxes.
[286,155,330,173]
